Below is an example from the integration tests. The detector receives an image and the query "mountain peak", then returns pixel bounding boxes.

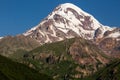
[58,3,91,16]
[58,3,89,14]
[23,3,119,44]
[58,3,85,12]
[48,3,101,29]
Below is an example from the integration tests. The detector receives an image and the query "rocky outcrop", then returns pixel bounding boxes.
[98,37,120,57]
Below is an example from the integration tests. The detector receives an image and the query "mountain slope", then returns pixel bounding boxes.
[96,28,120,57]
[0,55,53,80]
[0,35,40,57]
[95,59,120,80]
[21,38,110,80]
[82,59,120,80]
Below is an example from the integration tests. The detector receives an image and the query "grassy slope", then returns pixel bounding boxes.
[0,55,53,80]
[22,38,109,80]
[95,59,120,80]
[81,59,120,80]
[25,38,76,80]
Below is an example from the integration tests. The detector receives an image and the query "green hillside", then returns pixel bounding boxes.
[95,59,120,80]
[0,55,53,80]
[1,36,117,80]
[81,59,120,80]
[21,38,110,80]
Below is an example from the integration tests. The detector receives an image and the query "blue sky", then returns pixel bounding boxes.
[0,0,120,36]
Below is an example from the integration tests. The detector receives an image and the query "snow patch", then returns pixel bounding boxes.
[108,32,120,38]
[38,30,45,37]
[116,38,120,41]
[60,3,102,29]
[45,35,51,43]
[0,37,3,39]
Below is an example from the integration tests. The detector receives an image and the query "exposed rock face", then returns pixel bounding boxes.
[69,38,109,65]
[93,27,120,57]
[98,37,120,57]
[99,38,116,52]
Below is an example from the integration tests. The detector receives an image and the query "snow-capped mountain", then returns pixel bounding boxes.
[23,3,120,44]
